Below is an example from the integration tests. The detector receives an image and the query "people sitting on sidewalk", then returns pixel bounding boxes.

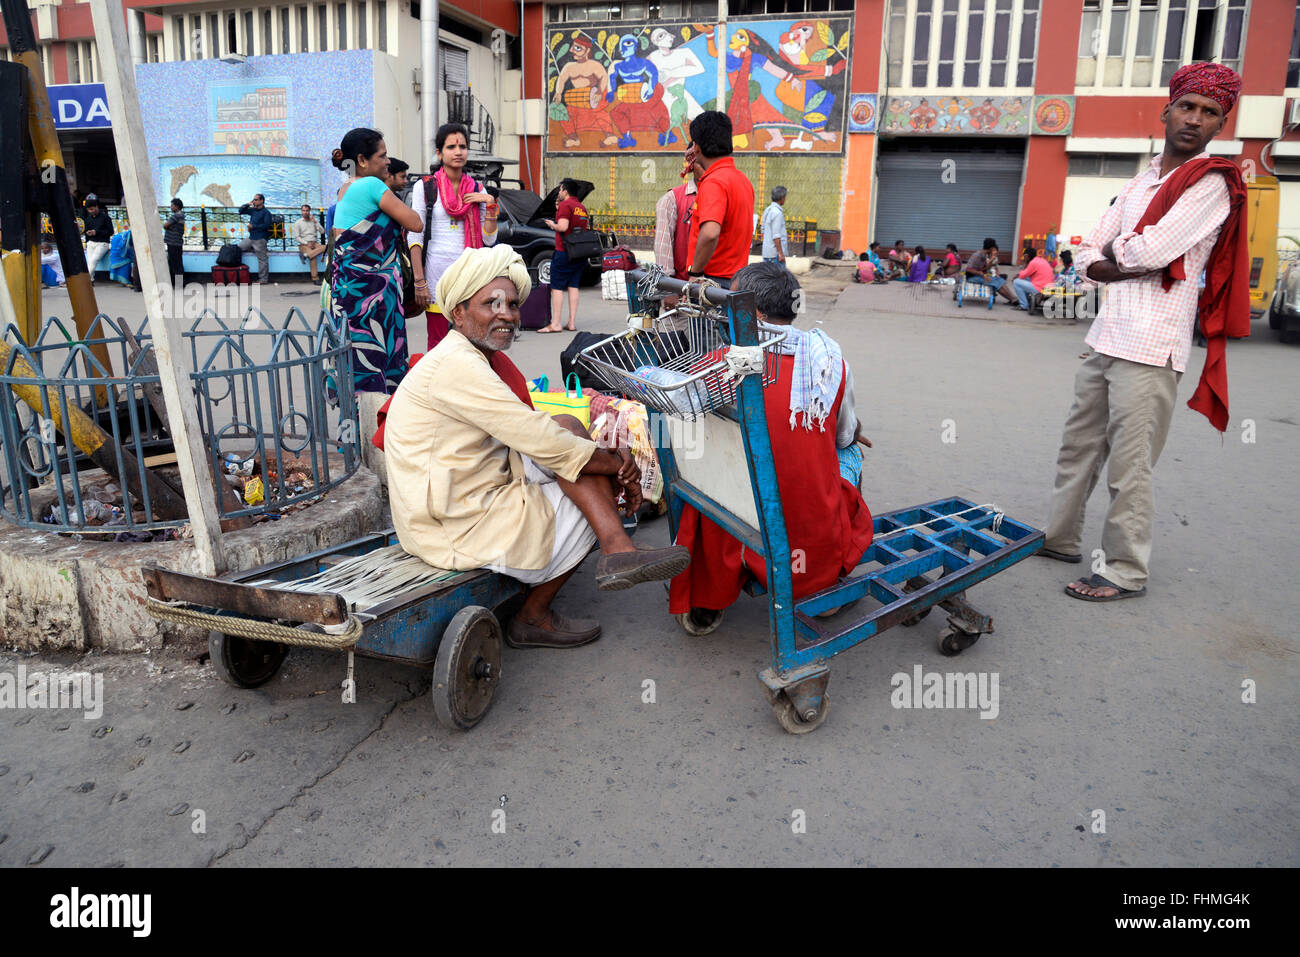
[886,239,911,280]
[1012,243,1054,310]
[855,251,877,283]
[384,245,691,650]
[964,238,1018,304]
[940,243,962,277]
[669,261,874,632]
[907,245,933,282]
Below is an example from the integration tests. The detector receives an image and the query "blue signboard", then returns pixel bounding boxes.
[49,83,111,130]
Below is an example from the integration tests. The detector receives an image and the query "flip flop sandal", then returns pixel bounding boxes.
[1064,574,1146,602]
[1039,547,1083,564]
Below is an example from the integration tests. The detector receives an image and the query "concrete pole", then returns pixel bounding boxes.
[716,0,727,112]
[421,0,440,168]
[88,0,226,576]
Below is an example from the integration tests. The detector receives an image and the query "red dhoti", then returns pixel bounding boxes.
[668,355,874,614]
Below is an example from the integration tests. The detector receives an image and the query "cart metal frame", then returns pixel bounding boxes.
[619,270,1043,733]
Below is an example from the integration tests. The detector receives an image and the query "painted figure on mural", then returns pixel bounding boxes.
[774,20,847,148]
[937,96,973,132]
[649,28,705,143]
[970,98,1002,132]
[553,35,620,148]
[606,34,673,148]
[908,98,939,131]
[1002,98,1028,132]
[710,29,791,151]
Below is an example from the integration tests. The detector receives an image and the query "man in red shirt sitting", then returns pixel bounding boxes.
[684,111,756,286]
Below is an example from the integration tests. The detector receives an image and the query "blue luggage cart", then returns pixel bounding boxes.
[579,269,1043,733]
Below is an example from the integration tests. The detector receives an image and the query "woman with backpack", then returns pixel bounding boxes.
[408,122,499,349]
[329,127,423,394]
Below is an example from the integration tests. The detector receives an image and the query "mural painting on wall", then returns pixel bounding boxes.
[159,155,322,208]
[547,18,852,154]
[878,95,1074,136]
[209,79,293,156]
[847,93,876,133]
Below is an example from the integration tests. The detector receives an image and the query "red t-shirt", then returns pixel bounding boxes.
[686,157,755,280]
[554,197,589,251]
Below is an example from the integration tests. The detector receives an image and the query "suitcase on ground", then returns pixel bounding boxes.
[212,264,251,285]
[519,282,552,330]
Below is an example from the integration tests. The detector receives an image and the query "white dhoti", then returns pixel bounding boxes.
[484,456,598,585]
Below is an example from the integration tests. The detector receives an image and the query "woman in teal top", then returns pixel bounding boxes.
[328,128,422,394]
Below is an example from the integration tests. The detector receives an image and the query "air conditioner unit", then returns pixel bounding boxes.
[1290,98,1300,126]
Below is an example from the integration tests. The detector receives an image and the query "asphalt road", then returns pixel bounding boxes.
[2,276,1296,866]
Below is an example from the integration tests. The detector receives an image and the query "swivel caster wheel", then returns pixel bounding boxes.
[432,606,503,731]
[772,691,830,734]
[938,625,980,657]
[208,630,289,689]
[676,608,724,637]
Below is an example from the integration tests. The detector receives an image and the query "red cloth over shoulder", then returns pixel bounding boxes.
[371,348,534,451]
[1131,155,1250,432]
[668,354,873,614]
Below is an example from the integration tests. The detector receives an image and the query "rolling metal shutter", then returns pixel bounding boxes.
[440,43,469,91]
[874,139,1026,254]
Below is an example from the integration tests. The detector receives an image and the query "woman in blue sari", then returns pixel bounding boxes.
[328,128,423,394]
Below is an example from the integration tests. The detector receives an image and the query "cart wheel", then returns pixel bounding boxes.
[938,626,980,657]
[208,630,289,689]
[901,607,932,627]
[676,608,724,637]
[432,606,503,731]
[772,692,830,735]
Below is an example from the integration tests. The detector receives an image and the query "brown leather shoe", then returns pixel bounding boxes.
[506,611,602,649]
[594,544,690,591]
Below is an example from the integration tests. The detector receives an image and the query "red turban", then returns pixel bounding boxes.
[1168,62,1243,115]
[571,35,592,54]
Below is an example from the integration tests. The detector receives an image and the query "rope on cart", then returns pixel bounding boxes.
[881,503,1005,537]
[144,598,363,649]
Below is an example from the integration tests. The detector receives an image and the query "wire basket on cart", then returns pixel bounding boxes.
[574,300,787,420]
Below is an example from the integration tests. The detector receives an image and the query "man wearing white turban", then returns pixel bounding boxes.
[384,246,690,648]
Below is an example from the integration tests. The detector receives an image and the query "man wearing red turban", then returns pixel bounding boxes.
[1043,62,1249,602]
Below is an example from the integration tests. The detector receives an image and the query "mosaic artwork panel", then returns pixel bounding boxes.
[135,50,374,208]
[546,17,852,154]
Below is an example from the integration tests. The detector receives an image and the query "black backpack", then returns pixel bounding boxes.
[216,243,241,267]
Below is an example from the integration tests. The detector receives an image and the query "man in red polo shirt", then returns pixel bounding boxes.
[685,111,755,285]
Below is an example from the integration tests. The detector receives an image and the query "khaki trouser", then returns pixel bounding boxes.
[1044,351,1181,591]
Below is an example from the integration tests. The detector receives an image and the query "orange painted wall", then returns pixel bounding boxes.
[840,0,885,251]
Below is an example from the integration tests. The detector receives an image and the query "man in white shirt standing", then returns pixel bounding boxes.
[1041,62,1244,602]
[761,185,787,265]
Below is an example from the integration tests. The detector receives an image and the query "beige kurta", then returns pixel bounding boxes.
[385,329,598,570]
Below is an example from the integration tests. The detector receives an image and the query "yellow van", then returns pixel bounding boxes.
[1247,175,1279,315]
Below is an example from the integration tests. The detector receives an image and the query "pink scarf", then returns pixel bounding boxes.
[435,169,484,250]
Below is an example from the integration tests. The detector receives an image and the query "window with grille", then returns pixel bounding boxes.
[1078,0,1249,90]
[1068,153,1142,176]
[885,0,1040,91]
[1289,5,1300,89]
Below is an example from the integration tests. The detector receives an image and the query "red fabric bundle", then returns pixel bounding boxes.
[1131,156,1250,432]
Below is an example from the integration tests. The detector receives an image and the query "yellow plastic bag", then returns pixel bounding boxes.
[529,373,591,431]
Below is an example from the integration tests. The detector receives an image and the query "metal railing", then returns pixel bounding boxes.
[446,90,496,156]
[590,211,817,256]
[102,205,327,252]
[0,309,361,534]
